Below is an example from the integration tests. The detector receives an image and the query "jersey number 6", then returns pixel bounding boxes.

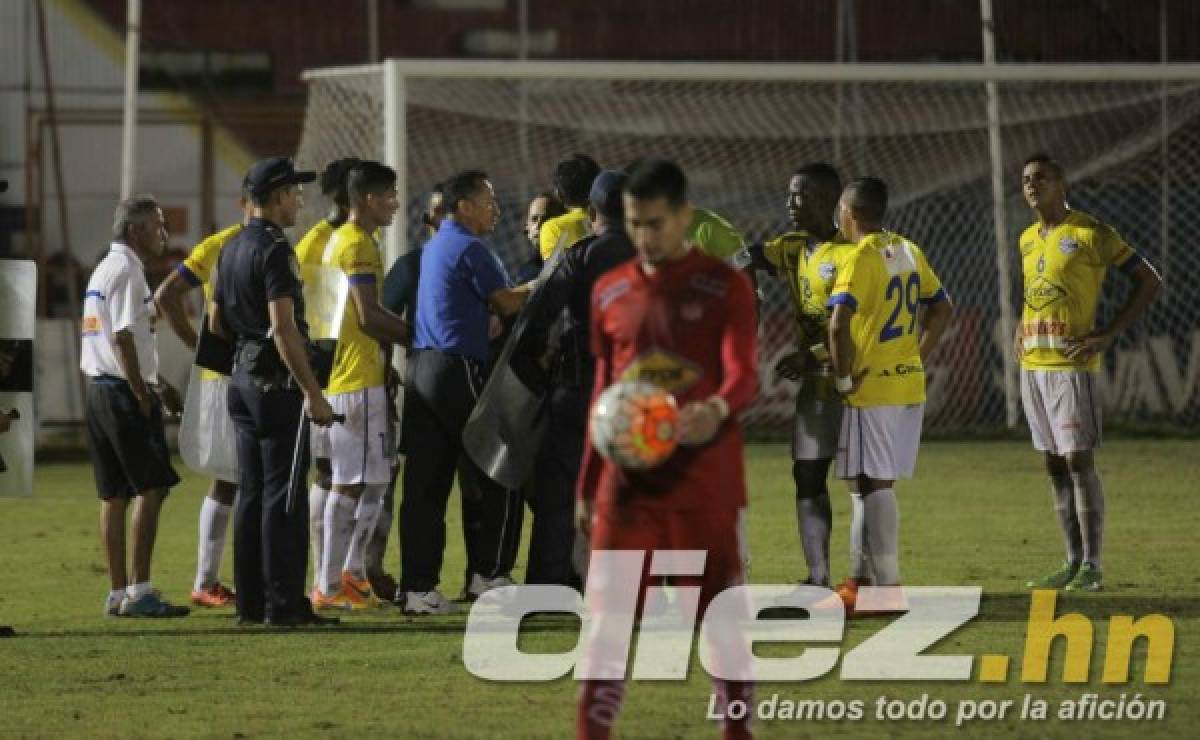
[880,273,920,342]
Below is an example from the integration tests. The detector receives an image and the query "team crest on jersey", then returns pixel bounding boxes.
[1058,237,1080,255]
[818,262,836,281]
[1020,240,1036,256]
[620,349,701,395]
[680,302,704,321]
[1023,276,1067,311]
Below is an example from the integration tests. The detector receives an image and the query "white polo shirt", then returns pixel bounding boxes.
[80,242,158,383]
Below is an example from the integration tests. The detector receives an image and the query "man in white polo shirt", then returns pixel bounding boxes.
[81,195,188,618]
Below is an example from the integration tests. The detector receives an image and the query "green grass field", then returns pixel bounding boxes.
[1,440,1196,738]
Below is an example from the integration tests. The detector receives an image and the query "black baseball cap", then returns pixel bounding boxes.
[244,157,316,199]
[589,170,628,219]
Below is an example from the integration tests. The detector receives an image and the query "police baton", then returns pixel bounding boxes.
[286,410,345,515]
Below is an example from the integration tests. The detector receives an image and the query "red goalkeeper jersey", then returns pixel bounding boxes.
[577,247,759,513]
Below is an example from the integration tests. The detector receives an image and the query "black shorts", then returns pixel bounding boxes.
[86,377,180,500]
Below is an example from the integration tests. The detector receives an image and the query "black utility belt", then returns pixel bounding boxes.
[234,339,293,391]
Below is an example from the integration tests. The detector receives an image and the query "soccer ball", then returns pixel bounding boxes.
[589,380,680,470]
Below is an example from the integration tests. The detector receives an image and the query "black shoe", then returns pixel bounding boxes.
[236,615,264,626]
[264,610,340,627]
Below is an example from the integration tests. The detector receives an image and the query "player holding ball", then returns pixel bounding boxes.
[576,159,758,740]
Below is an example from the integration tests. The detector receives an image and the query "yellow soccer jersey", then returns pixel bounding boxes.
[763,230,856,349]
[325,222,386,395]
[539,207,589,260]
[1018,209,1138,371]
[828,231,947,408]
[180,223,242,301]
[295,219,335,267]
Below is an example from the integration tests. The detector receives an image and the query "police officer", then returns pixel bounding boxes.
[524,170,635,588]
[211,157,338,627]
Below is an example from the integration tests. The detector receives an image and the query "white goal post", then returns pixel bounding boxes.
[297,60,1200,433]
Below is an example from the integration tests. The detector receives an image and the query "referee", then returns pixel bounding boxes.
[398,169,531,614]
[211,157,337,627]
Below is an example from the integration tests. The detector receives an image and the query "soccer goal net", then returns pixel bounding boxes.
[296,60,1200,434]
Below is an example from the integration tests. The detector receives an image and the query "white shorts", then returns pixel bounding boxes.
[327,385,393,485]
[310,424,330,459]
[835,403,924,481]
[791,373,843,461]
[1020,369,1102,455]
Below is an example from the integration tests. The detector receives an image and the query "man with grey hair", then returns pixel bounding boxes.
[82,195,189,618]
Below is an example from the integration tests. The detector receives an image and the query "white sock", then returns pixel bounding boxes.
[1070,469,1105,569]
[365,503,393,576]
[194,497,232,592]
[127,581,153,600]
[849,493,871,580]
[344,486,385,580]
[309,484,329,590]
[321,492,357,595]
[108,589,126,606]
[863,488,901,585]
[1049,474,1083,566]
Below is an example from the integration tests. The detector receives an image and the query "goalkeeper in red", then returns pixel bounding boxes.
[575,159,758,740]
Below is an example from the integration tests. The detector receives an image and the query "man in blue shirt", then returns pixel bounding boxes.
[399,169,530,614]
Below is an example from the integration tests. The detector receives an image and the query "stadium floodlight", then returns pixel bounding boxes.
[296,59,1200,434]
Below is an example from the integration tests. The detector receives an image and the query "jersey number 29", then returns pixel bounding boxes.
[880,273,920,342]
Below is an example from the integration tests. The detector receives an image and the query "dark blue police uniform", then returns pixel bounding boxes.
[214,215,314,623]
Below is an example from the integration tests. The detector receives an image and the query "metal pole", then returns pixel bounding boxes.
[200,116,214,233]
[980,0,1019,429]
[833,0,846,166]
[367,0,380,64]
[384,60,406,265]
[119,0,141,200]
[517,0,531,209]
[1159,0,1170,299]
[34,0,77,317]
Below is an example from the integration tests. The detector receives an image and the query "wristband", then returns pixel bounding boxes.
[835,375,854,394]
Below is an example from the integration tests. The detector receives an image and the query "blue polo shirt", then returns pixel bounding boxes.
[413,219,510,362]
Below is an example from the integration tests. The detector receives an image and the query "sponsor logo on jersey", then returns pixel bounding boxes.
[596,278,631,310]
[1023,276,1067,311]
[689,273,727,298]
[877,363,924,378]
[82,315,102,336]
[1058,237,1081,255]
[818,262,836,281]
[620,349,701,395]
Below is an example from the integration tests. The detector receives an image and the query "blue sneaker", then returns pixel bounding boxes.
[118,592,190,618]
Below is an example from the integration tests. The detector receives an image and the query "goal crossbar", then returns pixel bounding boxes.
[303,60,1200,83]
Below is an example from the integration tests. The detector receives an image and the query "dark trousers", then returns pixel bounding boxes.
[400,349,523,593]
[527,385,586,588]
[227,371,310,620]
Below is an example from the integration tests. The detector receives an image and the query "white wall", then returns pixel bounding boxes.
[0,0,253,267]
